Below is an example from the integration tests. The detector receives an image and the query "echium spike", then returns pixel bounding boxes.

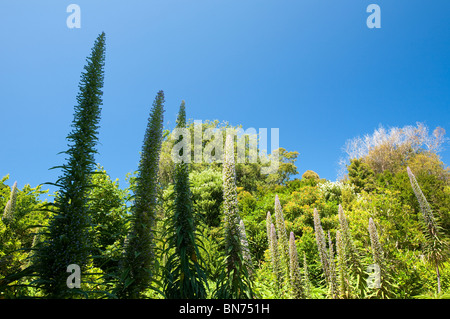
[303,252,311,298]
[266,211,272,247]
[338,204,365,297]
[2,181,18,224]
[274,195,290,282]
[269,223,282,286]
[407,166,440,238]
[328,231,338,299]
[407,166,447,294]
[313,208,330,283]
[336,230,351,298]
[2,200,12,223]
[368,217,383,266]
[289,232,304,299]
[239,219,254,277]
[223,134,243,272]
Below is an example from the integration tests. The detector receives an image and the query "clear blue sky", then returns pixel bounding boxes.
[1,0,449,193]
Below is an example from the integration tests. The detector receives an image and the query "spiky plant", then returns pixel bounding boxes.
[337,204,366,297]
[163,100,208,299]
[269,223,282,289]
[327,231,338,299]
[288,232,304,299]
[368,217,393,298]
[2,181,18,224]
[407,166,448,294]
[303,252,311,298]
[34,32,106,298]
[313,208,330,285]
[121,90,165,298]
[266,211,272,246]
[368,218,383,270]
[336,230,351,299]
[239,219,254,278]
[274,195,289,282]
[214,134,253,298]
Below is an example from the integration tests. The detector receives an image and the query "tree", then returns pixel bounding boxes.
[347,159,375,193]
[343,123,447,175]
[121,90,165,298]
[163,100,208,299]
[190,168,223,228]
[88,166,128,274]
[34,32,106,298]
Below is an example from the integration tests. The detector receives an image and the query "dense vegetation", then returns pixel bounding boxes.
[1,33,449,299]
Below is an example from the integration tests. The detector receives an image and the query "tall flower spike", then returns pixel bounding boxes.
[338,204,364,296]
[289,232,304,299]
[328,231,338,299]
[223,134,243,271]
[269,223,282,286]
[122,90,165,298]
[2,181,18,224]
[368,217,383,266]
[336,230,351,298]
[303,252,311,298]
[2,200,12,223]
[407,166,447,294]
[407,166,440,240]
[163,100,208,299]
[266,211,272,246]
[214,133,253,298]
[35,32,106,298]
[313,208,330,283]
[239,219,254,277]
[274,195,289,281]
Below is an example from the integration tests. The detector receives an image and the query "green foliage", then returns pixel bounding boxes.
[302,170,320,181]
[88,166,129,274]
[190,168,223,228]
[347,159,375,193]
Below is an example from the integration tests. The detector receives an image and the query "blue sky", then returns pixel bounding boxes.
[1,0,449,193]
